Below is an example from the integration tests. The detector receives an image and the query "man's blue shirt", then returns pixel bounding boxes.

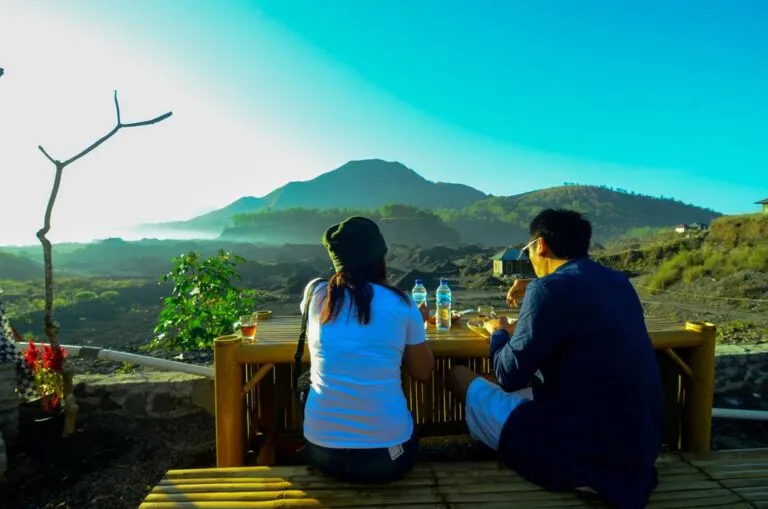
[489,258,664,509]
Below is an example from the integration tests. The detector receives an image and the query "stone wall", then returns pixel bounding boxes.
[74,371,214,419]
[714,344,768,409]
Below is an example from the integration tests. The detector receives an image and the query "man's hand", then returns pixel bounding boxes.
[484,316,517,336]
[506,278,533,308]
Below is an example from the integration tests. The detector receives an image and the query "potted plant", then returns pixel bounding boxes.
[18,340,67,440]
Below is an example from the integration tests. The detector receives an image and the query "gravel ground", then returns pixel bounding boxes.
[0,411,215,509]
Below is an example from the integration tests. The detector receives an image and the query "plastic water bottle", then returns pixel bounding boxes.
[411,279,428,308]
[435,278,452,331]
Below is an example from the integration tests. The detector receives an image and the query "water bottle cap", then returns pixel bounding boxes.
[440,278,448,285]
[415,279,423,285]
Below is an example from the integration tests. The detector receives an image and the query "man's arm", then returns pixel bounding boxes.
[489,281,564,392]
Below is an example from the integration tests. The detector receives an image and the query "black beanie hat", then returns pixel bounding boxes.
[322,216,388,273]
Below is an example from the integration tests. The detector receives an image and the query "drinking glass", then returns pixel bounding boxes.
[237,314,258,339]
[477,305,495,320]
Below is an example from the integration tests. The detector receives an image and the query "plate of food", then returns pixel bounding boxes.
[466,317,518,338]
[466,318,490,338]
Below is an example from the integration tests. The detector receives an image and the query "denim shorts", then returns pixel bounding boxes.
[305,427,419,484]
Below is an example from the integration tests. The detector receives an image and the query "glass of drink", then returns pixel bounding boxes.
[237,314,258,339]
[477,305,495,320]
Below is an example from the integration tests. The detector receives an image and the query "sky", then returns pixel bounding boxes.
[0,1,766,246]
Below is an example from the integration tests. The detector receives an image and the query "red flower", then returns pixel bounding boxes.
[24,340,40,371]
[42,344,66,373]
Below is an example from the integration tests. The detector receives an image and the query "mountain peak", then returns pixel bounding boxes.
[317,159,425,182]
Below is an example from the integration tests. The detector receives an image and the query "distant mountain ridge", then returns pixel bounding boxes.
[139,158,721,245]
[146,159,486,233]
[0,252,43,280]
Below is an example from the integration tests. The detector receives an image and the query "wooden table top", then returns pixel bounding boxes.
[229,315,704,364]
[250,315,686,343]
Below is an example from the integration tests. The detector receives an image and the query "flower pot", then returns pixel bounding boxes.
[18,399,65,451]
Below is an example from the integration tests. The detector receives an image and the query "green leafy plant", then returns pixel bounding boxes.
[151,250,259,350]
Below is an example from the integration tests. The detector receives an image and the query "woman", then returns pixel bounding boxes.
[300,216,435,484]
[0,296,37,401]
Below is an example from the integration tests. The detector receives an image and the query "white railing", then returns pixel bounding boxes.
[14,344,768,420]
[16,343,214,378]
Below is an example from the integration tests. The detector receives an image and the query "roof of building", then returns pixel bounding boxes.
[491,248,528,261]
[756,198,768,205]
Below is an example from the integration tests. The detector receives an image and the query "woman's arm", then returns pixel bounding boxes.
[403,301,435,382]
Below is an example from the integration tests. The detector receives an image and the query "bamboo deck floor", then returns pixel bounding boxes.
[140,448,768,508]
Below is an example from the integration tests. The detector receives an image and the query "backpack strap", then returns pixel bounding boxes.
[293,278,325,398]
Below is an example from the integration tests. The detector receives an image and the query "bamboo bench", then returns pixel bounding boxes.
[213,318,717,467]
[140,448,768,508]
[140,319,729,508]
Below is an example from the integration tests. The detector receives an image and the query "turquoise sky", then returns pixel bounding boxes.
[1,1,766,244]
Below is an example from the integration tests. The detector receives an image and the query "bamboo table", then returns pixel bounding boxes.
[214,316,716,468]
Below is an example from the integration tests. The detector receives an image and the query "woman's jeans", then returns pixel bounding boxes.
[305,427,419,484]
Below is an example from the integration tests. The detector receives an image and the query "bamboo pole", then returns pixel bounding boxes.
[256,366,277,466]
[215,335,245,467]
[683,321,716,454]
[241,363,274,396]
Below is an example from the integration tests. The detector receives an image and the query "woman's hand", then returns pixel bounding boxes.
[484,316,517,336]
[419,303,430,323]
[506,278,532,308]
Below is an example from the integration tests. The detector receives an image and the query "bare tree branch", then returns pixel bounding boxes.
[50,91,173,168]
[35,90,172,436]
[122,111,173,128]
[113,90,121,125]
[60,125,120,168]
[38,145,59,165]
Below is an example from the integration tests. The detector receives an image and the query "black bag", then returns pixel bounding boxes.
[293,279,324,407]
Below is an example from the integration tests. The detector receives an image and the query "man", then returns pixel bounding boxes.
[447,209,663,509]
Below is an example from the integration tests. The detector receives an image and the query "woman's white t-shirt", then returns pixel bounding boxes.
[300,279,427,449]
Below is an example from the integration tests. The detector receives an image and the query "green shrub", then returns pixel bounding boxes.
[74,290,98,302]
[681,265,706,284]
[647,262,682,292]
[100,290,120,300]
[645,242,768,291]
[150,250,259,351]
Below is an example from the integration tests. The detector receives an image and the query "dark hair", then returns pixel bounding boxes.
[528,209,592,259]
[320,258,409,325]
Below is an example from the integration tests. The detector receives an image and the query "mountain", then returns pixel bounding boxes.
[220,205,463,247]
[141,159,721,246]
[144,159,486,234]
[440,185,722,244]
[0,252,43,280]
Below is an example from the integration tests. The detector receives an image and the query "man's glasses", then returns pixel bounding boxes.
[518,238,540,261]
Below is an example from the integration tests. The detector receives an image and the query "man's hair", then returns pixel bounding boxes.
[528,209,592,259]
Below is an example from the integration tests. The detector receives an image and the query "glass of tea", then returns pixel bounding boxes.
[477,305,495,320]
[237,314,258,339]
